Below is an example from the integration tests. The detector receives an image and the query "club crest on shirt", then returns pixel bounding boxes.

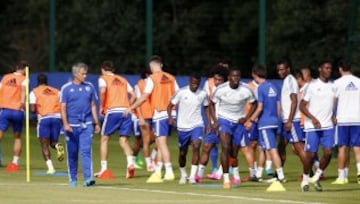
[70,88,74,92]
[85,86,91,92]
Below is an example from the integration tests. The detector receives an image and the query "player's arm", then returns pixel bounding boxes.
[240,101,257,124]
[300,99,320,129]
[29,91,36,113]
[125,78,153,115]
[208,100,218,132]
[167,102,176,125]
[99,86,106,116]
[285,93,297,131]
[91,101,101,134]
[249,102,263,123]
[332,97,338,125]
[20,80,26,110]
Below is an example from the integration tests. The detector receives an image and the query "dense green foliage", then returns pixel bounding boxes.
[0,0,358,77]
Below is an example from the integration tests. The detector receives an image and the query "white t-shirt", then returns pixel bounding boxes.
[212,82,256,123]
[281,74,300,122]
[334,74,360,125]
[144,76,179,120]
[303,78,336,131]
[170,86,208,131]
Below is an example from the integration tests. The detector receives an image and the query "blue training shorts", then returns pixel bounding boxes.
[218,118,249,147]
[305,128,335,153]
[37,117,62,141]
[101,111,133,136]
[282,121,305,143]
[335,125,360,147]
[0,109,24,133]
[178,127,203,148]
[152,117,172,137]
[259,128,278,151]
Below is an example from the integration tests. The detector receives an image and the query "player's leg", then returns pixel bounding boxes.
[156,118,174,180]
[50,118,65,162]
[119,113,136,179]
[219,131,231,188]
[65,128,80,187]
[332,126,349,184]
[260,128,285,183]
[209,145,218,172]
[79,126,95,187]
[95,112,118,176]
[350,126,360,184]
[178,131,189,184]
[312,130,334,183]
[278,123,288,166]
[38,118,55,174]
[9,110,24,169]
[197,140,214,181]
[302,131,319,192]
[141,120,155,171]
[188,127,202,183]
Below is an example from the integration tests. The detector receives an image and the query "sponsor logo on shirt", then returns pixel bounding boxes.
[43,88,57,95]
[112,78,123,86]
[345,81,358,91]
[5,78,17,87]
[160,74,171,84]
[268,87,277,97]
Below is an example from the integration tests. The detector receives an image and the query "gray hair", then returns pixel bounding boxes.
[72,62,88,76]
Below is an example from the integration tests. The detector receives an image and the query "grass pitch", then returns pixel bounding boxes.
[0,127,359,204]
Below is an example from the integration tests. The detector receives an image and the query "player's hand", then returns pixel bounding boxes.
[212,121,219,133]
[238,117,247,124]
[123,108,131,117]
[332,116,337,125]
[99,108,105,117]
[311,118,321,129]
[64,124,72,132]
[168,117,175,126]
[285,121,292,132]
[139,118,146,126]
[19,102,25,110]
[245,121,252,131]
[94,124,101,134]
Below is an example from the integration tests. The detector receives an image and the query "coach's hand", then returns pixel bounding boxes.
[311,117,321,129]
[332,116,337,125]
[94,123,101,134]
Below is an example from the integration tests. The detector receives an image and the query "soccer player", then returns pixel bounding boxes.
[30,73,65,174]
[95,60,137,179]
[332,60,360,184]
[277,60,306,180]
[0,60,27,171]
[249,65,286,183]
[126,55,178,182]
[168,75,208,184]
[197,66,228,181]
[210,68,257,189]
[300,61,336,192]
[277,60,308,180]
[61,63,100,187]
[132,71,156,172]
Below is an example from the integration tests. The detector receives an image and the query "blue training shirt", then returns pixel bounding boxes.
[60,81,98,126]
[257,81,280,129]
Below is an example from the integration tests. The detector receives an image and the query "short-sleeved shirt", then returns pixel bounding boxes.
[170,86,208,131]
[303,78,336,131]
[281,74,300,122]
[212,82,256,123]
[60,81,98,126]
[334,75,360,125]
[257,81,280,129]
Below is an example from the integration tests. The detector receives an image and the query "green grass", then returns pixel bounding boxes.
[0,127,359,204]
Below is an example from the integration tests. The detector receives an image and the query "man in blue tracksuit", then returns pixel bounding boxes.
[60,62,101,187]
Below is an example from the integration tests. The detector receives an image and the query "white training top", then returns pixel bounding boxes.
[281,74,300,122]
[170,86,208,131]
[334,74,360,125]
[303,78,336,131]
[212,81,256,123]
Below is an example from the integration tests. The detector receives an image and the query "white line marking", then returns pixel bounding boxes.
[0,183,327,204]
